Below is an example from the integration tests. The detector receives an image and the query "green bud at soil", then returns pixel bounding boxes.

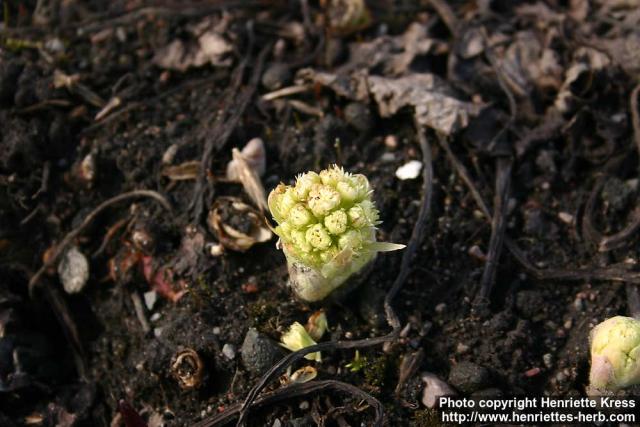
[268,165,405,302]
[280,322,321,362]
[589,316,640,391]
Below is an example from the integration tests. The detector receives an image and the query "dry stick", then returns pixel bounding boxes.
[28,190,172,296]
[195,380,383,427]
[476,157,512,303]
[473,29,517,304]
[438,136,640,285]
[233,122,434,427]
[427,0,459,35]
[42,280,88,380]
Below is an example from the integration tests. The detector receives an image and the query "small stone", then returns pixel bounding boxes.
[154,327,163,338]
[558,212,574,225]
[525,367,541,377]
[456,343,470,354]
[222,343,236,360]
[434,303,447,314]
[144,291,157,310]
[448,362,492,393]
[57,246,90,294]
[272,419,282,427]
[150,313,161,322]
[468,245,486,261]
[299,401,309,410]
[212,327,221,335]
[573,296,585,311]
[563,319,573,329]
[381,152,395,162]
[241,328,285,375]
[384,135,398,149]
[395,160,423,180]
[261,63,291,91]
[543,353,553,369]
[421,372,456,408]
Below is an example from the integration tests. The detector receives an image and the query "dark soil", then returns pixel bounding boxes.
[1,1,640,426]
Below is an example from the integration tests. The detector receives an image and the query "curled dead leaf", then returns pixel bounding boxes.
[207,197,272,252]
[171,348,204,390]
[226,138,266,180]
[227,148,268,212]
[289,366,318,384]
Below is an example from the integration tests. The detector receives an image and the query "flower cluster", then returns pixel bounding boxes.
[268,165,403,301]
[589,316,640,391]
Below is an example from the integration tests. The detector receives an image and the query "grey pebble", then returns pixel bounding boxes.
[241,328,284,375]
[448,361,492,394]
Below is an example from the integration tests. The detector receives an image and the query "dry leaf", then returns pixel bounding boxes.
[368,74,480,135]
[153,16,233,71]
[226,138,266,180]
[161,160,200,181]
[229,148,268,212]
[207,197,272,252]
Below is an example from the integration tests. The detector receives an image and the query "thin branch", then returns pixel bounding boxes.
[28,190,172,296]
[197,380,383,427]
[476,157,512,304]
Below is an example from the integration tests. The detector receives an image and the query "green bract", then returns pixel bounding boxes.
[589,316,640,391]
[268,165,404,302]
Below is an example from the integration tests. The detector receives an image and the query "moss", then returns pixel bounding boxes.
[364,353,396,389]
[247,300,278,333]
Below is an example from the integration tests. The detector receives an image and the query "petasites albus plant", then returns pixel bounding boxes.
[589,316,640,391]
[268,165,404,302]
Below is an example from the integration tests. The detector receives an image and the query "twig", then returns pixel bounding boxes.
[42,280,88,380]
[196,380,383,427]
[28,190,172,296]
[438,135,640,286]
[427,0,459,35]
[476,157,512,304]
[131,291,151,334]
[261,85,309,101]
[234,119,434,426]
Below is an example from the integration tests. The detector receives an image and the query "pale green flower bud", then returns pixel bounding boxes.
[308,184,341,217]
[280,322,321,362]
[289,204,314,228]
[324,209,348,235]
[589,316,640,391]
[306,224,332,250]
[294,171,321,200]
[268,165,405,302]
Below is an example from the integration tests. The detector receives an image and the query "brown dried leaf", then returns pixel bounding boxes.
[226,138,266,180]
[161,161,200,181]
[208,197,272,252]
[153,17,233,72]
[229,148,268,212]
[368,74,481,135]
